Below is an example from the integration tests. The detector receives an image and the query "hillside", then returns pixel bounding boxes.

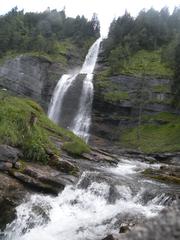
[91,7,180,152]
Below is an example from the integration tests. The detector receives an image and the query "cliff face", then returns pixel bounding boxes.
[0,54,83,112]
[90,57,176,146]
[0,56,62,111]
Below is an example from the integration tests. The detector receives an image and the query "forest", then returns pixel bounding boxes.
[0,7,100,57]
[103,7,180,107]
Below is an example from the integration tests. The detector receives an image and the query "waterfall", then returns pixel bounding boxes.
[48,74,77,123]
[48,38,101,142]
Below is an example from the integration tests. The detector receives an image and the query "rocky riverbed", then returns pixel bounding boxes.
[0,142,180,239]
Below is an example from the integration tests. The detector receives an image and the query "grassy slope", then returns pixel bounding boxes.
[121,112,180,153]
[0,90,90,163]
[120,49,173,78]
[0,38,95,66]
[95,49,173,104]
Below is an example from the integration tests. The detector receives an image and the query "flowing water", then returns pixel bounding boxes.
[2,158,176,240]
[48,38,101,142]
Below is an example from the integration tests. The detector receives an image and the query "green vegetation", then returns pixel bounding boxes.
[0,90,90,163]
[121,50,173,78]
[103,7,180,103]
[94,69,130,103]
[143,168,180,185]
[121,112,180,153]
[104,91,129,102]
[0,7,100,59]
[62,141,90,156]
[152,84,171,93]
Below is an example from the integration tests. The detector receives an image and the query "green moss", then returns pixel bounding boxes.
[62,140,90,156]
[152,84,171,93]
[143,112,180,124]
[0,90,90,163]
[142,168,180,185]
[95,68,128,103]
[121,50,173,78]
[121,112,180,153]
[148,98,172,105]
[104,91,129,102]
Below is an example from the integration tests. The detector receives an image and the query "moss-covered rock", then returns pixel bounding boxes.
[142,168,180,185]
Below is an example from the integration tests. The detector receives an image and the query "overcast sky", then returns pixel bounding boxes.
[0,0,179,36]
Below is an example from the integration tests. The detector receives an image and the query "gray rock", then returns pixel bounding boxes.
[0,145,22,163]
[0,56,65,111]
[0,172,26,230]
[9,170,60,195]
[102,234,115,240]
[0,54,83,111]
[0,162,13,171]
[119,224,131,233]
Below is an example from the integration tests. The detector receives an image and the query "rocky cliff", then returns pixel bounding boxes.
[90,50,179,150]
[0,53,82,112]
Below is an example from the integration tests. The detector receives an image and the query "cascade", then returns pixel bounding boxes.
[48,38,101,142]
[2,159,174,240]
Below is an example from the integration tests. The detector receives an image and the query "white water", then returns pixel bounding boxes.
[48,74,77,123]
[3,160,170,240]
[48,38,101,142]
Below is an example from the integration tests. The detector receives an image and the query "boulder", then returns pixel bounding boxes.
[9,170,60,195]
[0,145,22,164]
[0,172,26,230]
[0,162,13,171]
[102,234,115,240]
[119,224,131,233]
[49,156,79,174]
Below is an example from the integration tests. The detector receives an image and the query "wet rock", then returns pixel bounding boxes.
[0,161,13,171]
[119,224,131,233]
[0,145,22,164]
[0,172,26,230]
[142,167,180,185]
[14,161,22,170]
[9,170,60,195]
[102,234,115,240]
[83,149,118,164]
[8,162,77,196]
[49,156,79,175]
[108,185,120,204]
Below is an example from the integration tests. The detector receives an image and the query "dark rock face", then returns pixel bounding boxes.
[0,55,81,112]
[0,172,26,230]
[91,71,176,145]
[102,234,115,240]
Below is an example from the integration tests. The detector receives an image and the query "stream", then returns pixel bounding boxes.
[1,157,177,240]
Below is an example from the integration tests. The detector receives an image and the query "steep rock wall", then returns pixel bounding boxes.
[0,55,82,111]
[90,61,176,145]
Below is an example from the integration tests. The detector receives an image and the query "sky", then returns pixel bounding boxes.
[0,0,179,36]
